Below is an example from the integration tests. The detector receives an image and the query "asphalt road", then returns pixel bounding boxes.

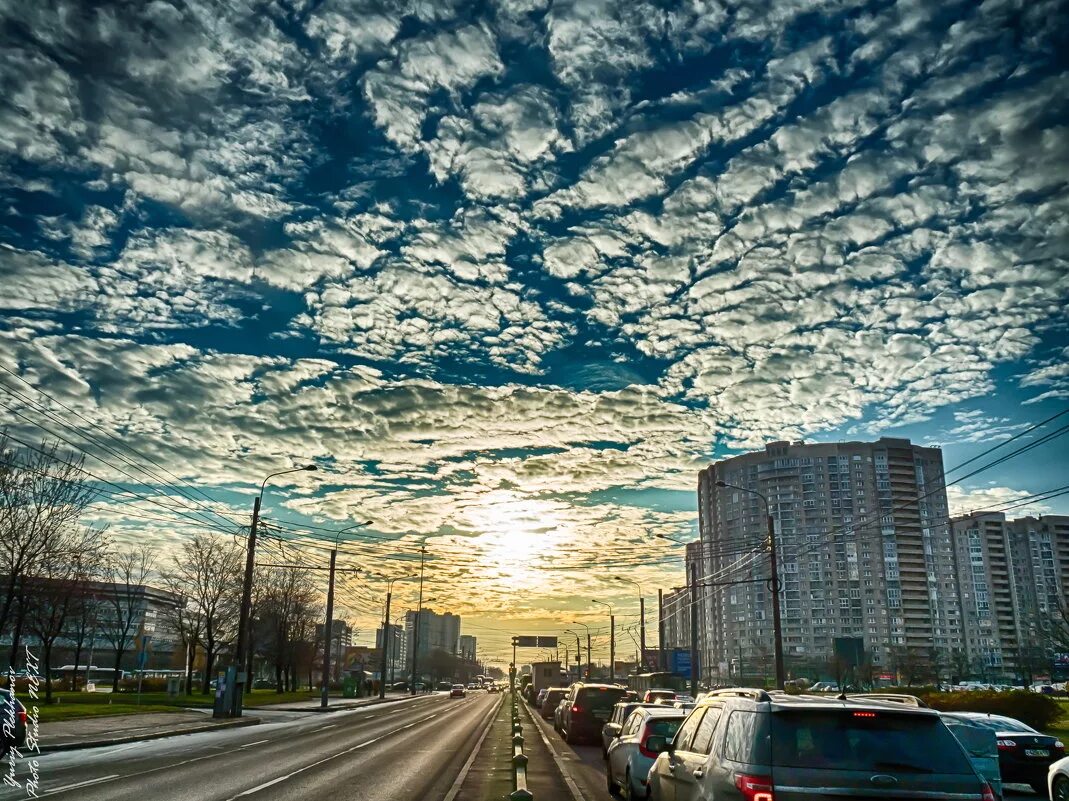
[2,692,500,801]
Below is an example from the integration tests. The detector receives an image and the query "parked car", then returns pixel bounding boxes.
[560,683,627,744]
[554,696,570,733]
[1049,754,1069,801]
[0,690,26,757]
[948,712,1066,795]
[540,688,569,721]
[607,707,686,800]
[642,689,676,703]
[450,684,466,698]
[941,713,1002,799]
[645,688,996,801]
[535,688,549,708]
[601,702,657,757]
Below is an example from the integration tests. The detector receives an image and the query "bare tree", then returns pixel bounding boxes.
[68,580,104,692]
[0,435,96,657]
[161,534,241,694]
[258,568,319,693]
[99,545,156,691]
[25,527,107,702]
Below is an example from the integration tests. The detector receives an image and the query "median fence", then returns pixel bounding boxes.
[509,688,533,801]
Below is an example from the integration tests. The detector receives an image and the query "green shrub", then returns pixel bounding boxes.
[921,690,1062,731]
[116,677,170,693]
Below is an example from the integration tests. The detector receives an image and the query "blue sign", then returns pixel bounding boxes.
[670,649,694,676]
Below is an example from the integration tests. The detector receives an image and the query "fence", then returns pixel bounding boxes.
[510,687,532,801]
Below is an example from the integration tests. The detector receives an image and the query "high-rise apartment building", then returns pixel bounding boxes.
[697,437,957,682]
[404,608,461,660]
[949,512,1069,677]
[458,634,477,662]
[376,624,405,678]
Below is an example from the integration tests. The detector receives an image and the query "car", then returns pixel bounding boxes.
[535,688,549,708]
[554,696,570,733]
[1050,754,1069,801]
[946,712,1066,795]
[487,683,499,693]
[601,702,658,757]
[642,689,676,703]
[0,690,26,757]
[540,688,569,720]
[450,684,466,698]
[645,688,997,801]
[607,707,686,800]
[467,683,478,690]
[437,681,453,691]
[560,682,628,745]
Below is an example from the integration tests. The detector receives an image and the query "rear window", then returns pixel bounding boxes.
[770,711,974,774]
[545,690,566,702]
[578,687,626,709]
[645,717,684,739]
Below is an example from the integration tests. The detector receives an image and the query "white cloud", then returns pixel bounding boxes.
[0,246,96,311]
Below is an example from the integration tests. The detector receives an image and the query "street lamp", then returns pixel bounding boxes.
[716,479,785,689]
[616,577,645,671]
[230,464,317,718]
[563,629,582,680]
[591,599,615,683]
[374,573,417,698]
[571,620,592,679]
[321,518,371,709]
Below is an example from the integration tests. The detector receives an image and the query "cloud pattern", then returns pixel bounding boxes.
[1,0,1067,651]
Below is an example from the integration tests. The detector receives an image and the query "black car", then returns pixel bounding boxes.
[539,688,568,720]
[949,712,1066,795]
[0,690,27,756]
[559,682,627,745]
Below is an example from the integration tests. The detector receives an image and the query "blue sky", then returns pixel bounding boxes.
[1,0,1067,658]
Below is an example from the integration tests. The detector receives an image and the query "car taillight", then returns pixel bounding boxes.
[981,783,997,801]
[16,710,26,724]
[639,736,658,759]
[1055,740,1065,751]
[996,739,1016,749]
[734,773,774,801]
[571,705,580,713]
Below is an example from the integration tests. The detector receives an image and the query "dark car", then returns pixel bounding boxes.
[949,712,1066,795]
[601,701,658,757]
[646,689,996,801]
[560,682,627,745]
[540,688,568,720]
[0,690,27,757]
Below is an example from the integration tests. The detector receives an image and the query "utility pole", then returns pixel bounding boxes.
[689,561,699,697]
[639,598,645,668]
[379,589,391,699]
[230,464,317,718]
[320,546,338,709]
[658,588,665,672]
[592,600,614,683]
[410,545,427,695]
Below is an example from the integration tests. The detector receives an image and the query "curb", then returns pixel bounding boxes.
[38,717,261,753]
[272,694,432,714]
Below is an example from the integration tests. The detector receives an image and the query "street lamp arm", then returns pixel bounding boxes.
[260,464,318,495]
[714,479,768,509]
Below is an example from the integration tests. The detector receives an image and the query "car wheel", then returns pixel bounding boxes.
[565,725,578,745]
[1053,776,1069,801]
[622,768,633,801]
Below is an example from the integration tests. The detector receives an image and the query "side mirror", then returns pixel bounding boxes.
[604,723,621,739]
[644,734,671,754]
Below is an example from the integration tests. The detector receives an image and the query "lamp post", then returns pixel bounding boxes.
[564,629,582,680]
[373,573,416,699]
[616,577,645,670]
[571,620,592,679]
[716,479,785,689]
[409,546,428,696]
[592,599,615,683]
[321,519,371,709]
[230,464,317,717]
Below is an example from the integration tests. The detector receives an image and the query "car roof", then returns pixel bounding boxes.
[697,688,939,717]
[633,706,687,718]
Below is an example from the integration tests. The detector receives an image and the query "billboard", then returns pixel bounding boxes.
[669,648,694,677]
[513,635,558,648]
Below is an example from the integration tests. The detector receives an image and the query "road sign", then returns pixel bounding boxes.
[514,636,539,647]
[536,636,557,647]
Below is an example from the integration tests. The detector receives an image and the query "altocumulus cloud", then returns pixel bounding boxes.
[1,0,1067,627]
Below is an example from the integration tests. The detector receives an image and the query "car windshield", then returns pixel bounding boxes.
[966,716,1036,733]
[771,711,974,774]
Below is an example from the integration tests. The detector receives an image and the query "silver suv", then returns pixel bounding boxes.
[645,688,996,801]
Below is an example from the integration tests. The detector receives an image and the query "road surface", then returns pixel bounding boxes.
[3,693,500,801]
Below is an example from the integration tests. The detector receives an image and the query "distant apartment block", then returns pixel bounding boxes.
[458,634,477,662]
[404,608,461,660]
[697,438,957,682]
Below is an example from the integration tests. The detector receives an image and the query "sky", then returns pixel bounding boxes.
[0,0,1067,663]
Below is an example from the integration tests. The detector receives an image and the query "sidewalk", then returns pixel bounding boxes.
[453,692,573,801]
[41,711,260,752]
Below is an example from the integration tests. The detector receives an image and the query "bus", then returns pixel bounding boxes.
[628,671,689,696]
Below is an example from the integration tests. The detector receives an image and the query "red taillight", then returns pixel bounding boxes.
[734,773,774,801]
[639,736,658,759]
[16,710,26,724]
[571,705,580,713]
[981,783,997,801]
[996,739,1016,750]
[1055,740,1065,751]
[853,711,877,718]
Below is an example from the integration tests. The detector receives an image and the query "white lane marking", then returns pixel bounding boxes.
[442,695,503,801]
[239,740,270,749]
[223,708,450,801]
[527,703,587,801]
[318,724,337,731]
[44,775,119,794]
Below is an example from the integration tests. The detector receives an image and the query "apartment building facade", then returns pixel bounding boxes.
[950,512,1069,678]
[404,608,461,660]
[697,437,959,683]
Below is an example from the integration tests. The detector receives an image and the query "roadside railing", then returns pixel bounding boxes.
[510,688,533,801]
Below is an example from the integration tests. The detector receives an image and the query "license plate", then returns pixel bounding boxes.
[1025,749,1049,758]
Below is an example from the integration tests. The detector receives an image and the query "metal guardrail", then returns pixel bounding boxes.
[510,689,533,801]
